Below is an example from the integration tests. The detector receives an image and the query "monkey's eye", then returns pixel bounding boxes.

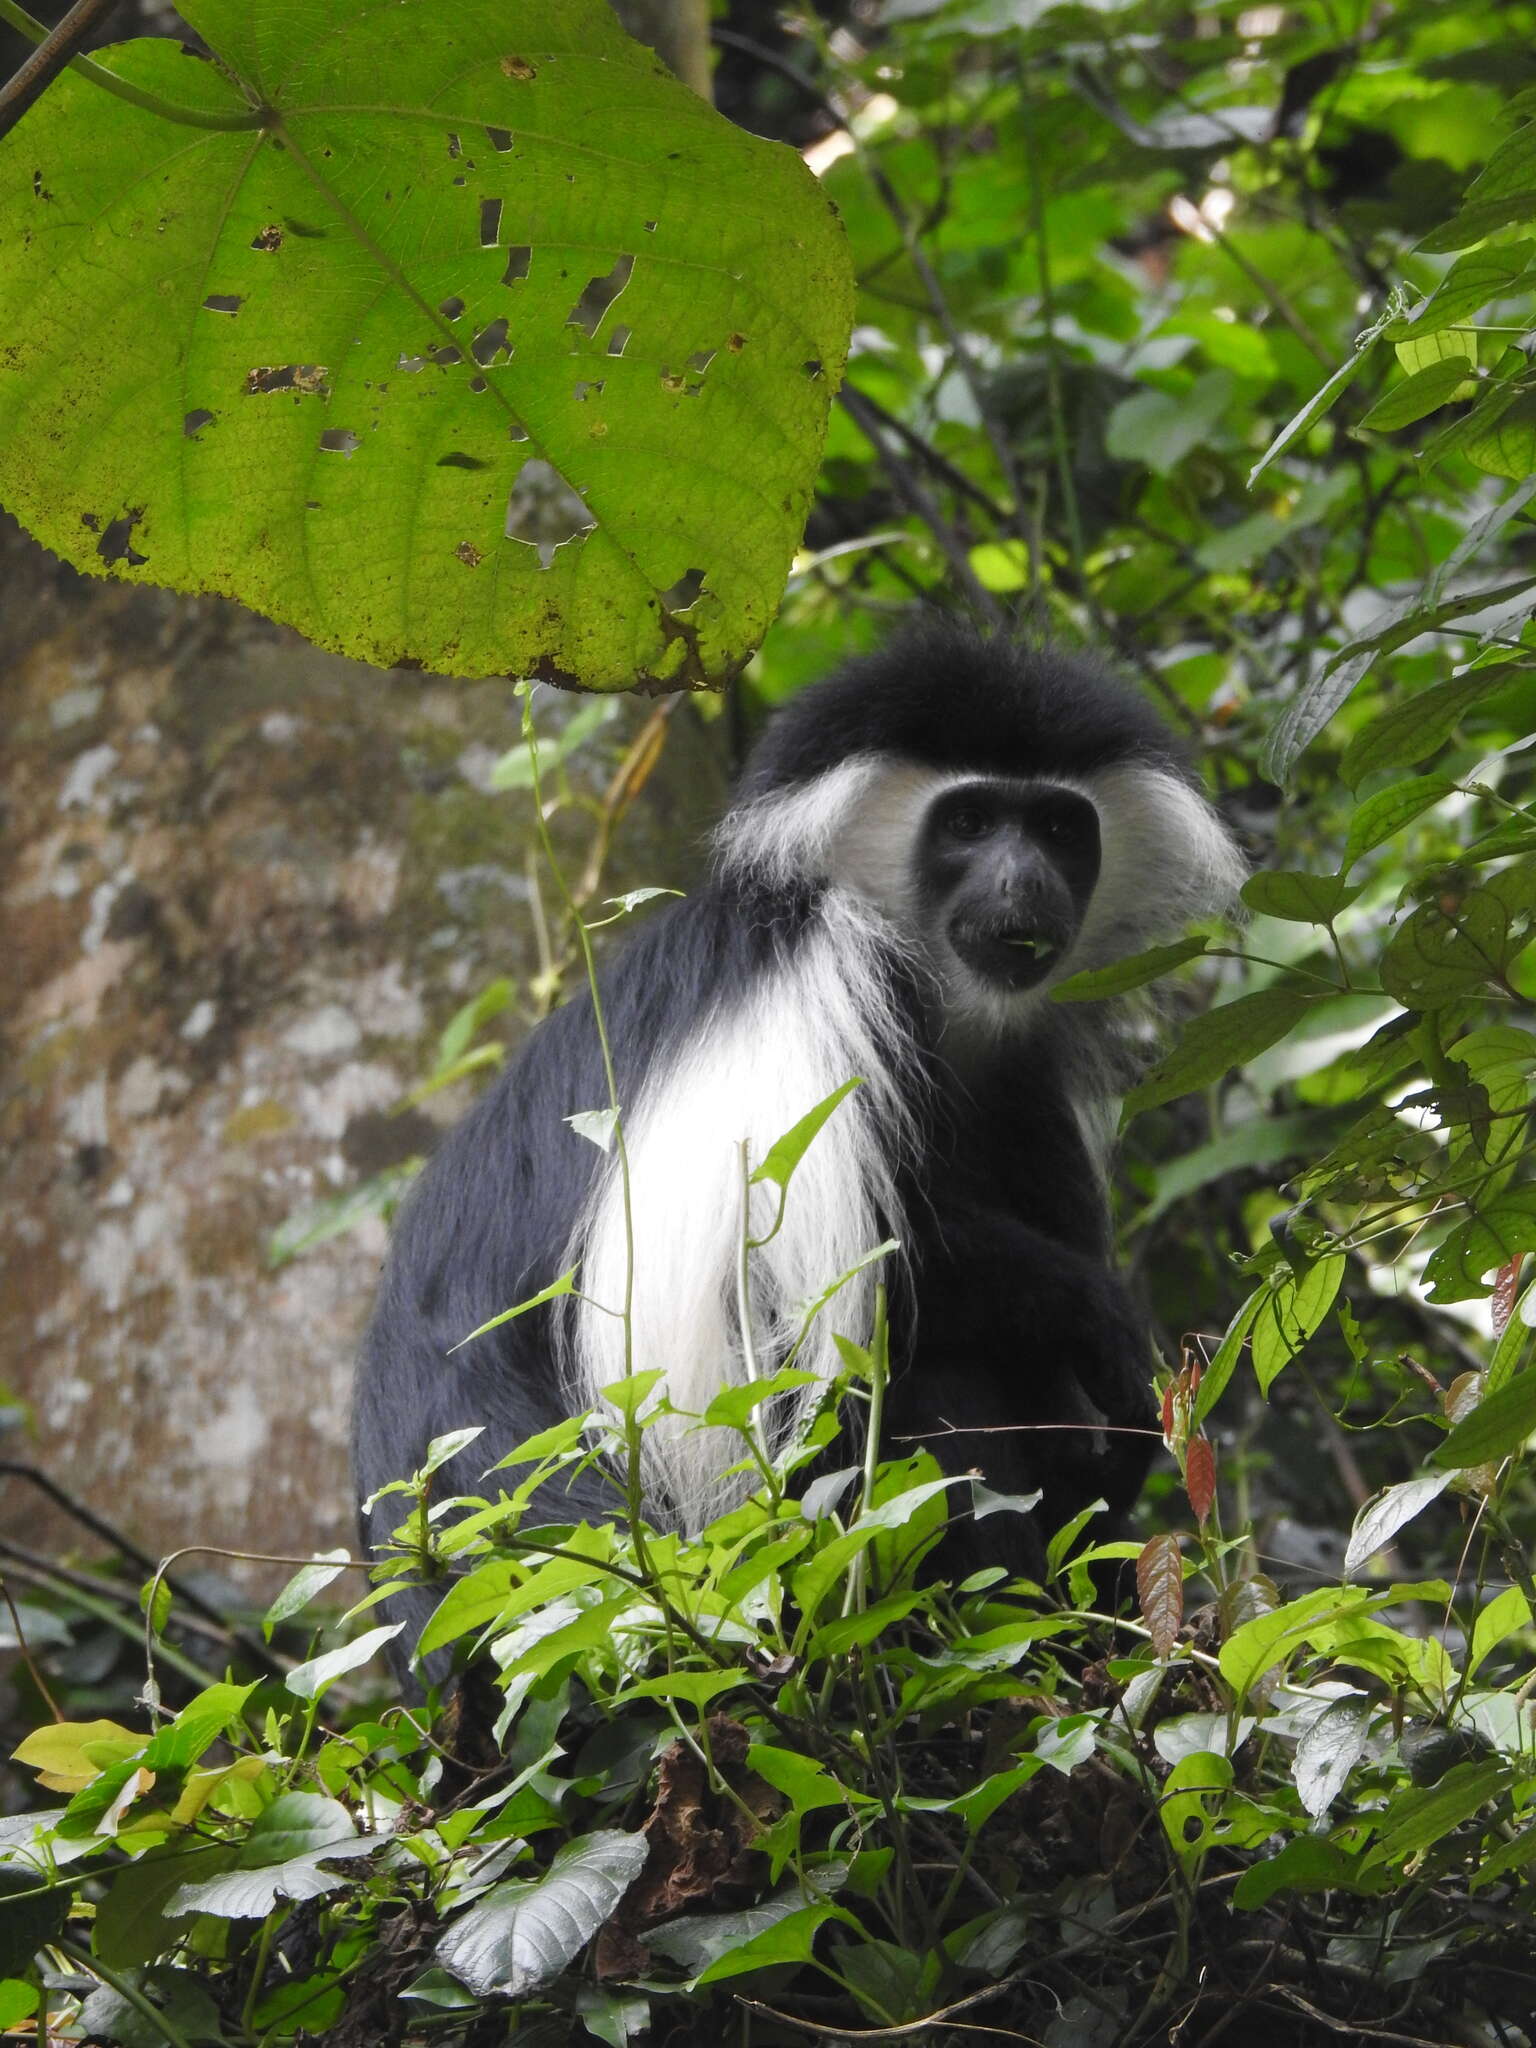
[945,805,993,841]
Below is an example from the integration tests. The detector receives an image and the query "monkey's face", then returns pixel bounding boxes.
[918,780,1102,993]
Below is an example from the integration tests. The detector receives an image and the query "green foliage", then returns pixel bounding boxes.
[0,0,852,688]
[6,1371,1536,2046]
[11,0,1536,2039]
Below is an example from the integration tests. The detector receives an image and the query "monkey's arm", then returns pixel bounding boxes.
[898,1205,1157,1516]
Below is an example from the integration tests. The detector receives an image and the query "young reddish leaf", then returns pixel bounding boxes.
[1443,1371,1486,1426]
[1217,1572,1281,1643]
[1137,1533,1184,1659]
[1492,1257,1523,1339]
[1185,1437,1217,1527]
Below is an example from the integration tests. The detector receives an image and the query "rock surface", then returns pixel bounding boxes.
[0,517,723,1588]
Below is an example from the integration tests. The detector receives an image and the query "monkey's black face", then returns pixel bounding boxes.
[918,780,1102,992]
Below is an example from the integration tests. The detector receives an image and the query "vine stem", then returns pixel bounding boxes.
[517,690,676,1654]
[56,1937,194,2048]
[521,691,636,1382]
[0,0,266,134]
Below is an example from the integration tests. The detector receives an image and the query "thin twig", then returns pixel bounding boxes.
[0,1574,61,1718]
[0,0,119,140]
[839,386,1006,623]
[1270,1986,1451,2046]
[0,1461,286,1674]
[844,383,1011,526]
[738,1963,1046,2040]
[0,1537,273,1659]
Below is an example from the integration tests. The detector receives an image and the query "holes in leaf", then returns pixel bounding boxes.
[319,429,361,456]
[574,379,605,401]
[439,296,465,320]
[566,254,634,338]
[500,53,537,79]
[502,245,531,288]
[250,224,283,251]
[471,317,511,366]
[182,409,215,438]
[447,132,462,159]
[803,358,823,379]
[662,567,706,612]
[203,293,242,315]
[643,219,657,233]
[486,126,513,151]
[244,364,328,395]
[606,326,631,358]
[97,509,148,567]
[437,452,489,470]
[508,420,529,442]
[432,345,464,367]
[455,541,483,567]
[687,348,716,374]
[398,353,428,373]
[504,459,594,569]
[728,332,746,352]
[479,197,503,247]
[469,375,488,394]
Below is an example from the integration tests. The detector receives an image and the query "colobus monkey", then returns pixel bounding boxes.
[354,622,1244,1675]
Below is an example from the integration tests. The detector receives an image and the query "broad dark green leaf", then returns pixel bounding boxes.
[96,1846,237,1969]
[1051,936,1210,1002]
[1241,870,1363,924]
[1425,1196,1536,1302]
[1269,605,1532,788]
[0,1868,67,1978]
[167,1793,375,1918]
[1341,777,1457,870]
[1367,1759,1514,1864]
[646,1890,843,1980]
[1382,863,1536,1010]
[1125,991,1312,1117]
[1232,1836,1369,1908]
[1342,667,1517,787]
[1388,244,1533,338]
[1433,1362,1536,1463]
[1463,390,1536,480]
[1357,355,1472,432]
[1252,1253,1345,1393]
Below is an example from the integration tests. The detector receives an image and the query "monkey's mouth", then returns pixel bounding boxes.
[1001,931,1058,961]
[952,919,1072,991]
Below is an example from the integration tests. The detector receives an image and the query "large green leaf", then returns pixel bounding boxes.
[1381,862,1536,1010]
[166,1792,375,1918]
[437,1830,648,1997]
[1123,990,1313,1117]
[0,0,852,689]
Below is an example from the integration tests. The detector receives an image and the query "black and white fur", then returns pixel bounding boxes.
[353,623,1244,1676]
